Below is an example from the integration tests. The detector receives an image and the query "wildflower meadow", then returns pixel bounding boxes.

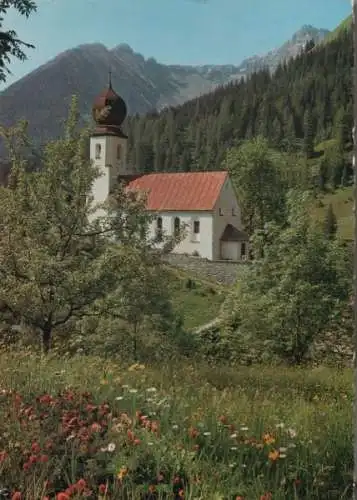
[0,351,352,499]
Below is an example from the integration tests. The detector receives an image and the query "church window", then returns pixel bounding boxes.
[241,242,247,257]
[232,208,236,216]
[174,217,180,237]
[95,144,101,159]
[192,219,200,242]
[219,208,223,216]
[156,217,163,242]
[117,144,121,160]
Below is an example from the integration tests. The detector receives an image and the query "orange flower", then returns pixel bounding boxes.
[117,466,128,480]
[188,426,199,439]
[268,449,280,461]
[263,433,275,445]
[178,489,185,498]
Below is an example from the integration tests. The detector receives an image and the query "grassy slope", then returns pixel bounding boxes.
[313,187,353,240]
[168,269,225,330]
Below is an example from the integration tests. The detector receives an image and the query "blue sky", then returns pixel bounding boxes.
[1,0,352,89]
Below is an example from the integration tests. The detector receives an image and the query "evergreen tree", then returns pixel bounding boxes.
[324,203,338,239]
[303,108,314,159]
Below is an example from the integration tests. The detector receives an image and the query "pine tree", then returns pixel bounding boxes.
[303,108,314,159]
[324,203,338,239]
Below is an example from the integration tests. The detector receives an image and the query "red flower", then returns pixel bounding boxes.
[23,462,31,471]
[56,494,70,500]
[91,422,101,433]
[39,454,49,463]
[260,494,272,500]
[11,493,22,500]
[31,442,41,454]
[133,438,141,445]
[98,484,107,495]
[75,478,86,491]
[0,451,8,462]
[38,394,53,405]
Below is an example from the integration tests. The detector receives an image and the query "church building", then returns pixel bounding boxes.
[90,78,249,261]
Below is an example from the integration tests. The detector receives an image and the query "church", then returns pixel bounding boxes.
[90,78,249,262]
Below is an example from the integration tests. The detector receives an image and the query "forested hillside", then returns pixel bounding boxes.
[125,23,353,176]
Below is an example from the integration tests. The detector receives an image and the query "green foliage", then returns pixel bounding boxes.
[0,0,37,82]
[224,191,351,364]
[224,136,286,234]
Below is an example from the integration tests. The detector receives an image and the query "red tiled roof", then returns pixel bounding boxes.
[126,171,228,211]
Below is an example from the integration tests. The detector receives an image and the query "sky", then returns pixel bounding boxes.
[0,0,352,89]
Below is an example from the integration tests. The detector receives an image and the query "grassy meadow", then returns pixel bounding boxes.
[167,269,226,331]
[0,351,352,499]
[313,187,353,240]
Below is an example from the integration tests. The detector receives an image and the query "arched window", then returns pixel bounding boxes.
[95,144,101,159]
[156,217,163,242]
[174,217,180,237]
[117,144,121,160]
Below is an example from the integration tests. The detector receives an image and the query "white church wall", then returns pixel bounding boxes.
[212,177,244,260]
[148,211,214,260]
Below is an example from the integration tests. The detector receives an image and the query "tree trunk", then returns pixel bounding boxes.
[132,323,138,362]
[42,323,52,353]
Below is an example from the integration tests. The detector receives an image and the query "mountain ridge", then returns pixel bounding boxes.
[0,24,330,152]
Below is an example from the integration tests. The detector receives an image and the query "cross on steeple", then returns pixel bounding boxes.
[108,67,112,89]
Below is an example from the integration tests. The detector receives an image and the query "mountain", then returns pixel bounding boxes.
[0,25,330,151]
[235,25,330,75]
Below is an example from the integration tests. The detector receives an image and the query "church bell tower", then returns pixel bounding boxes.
[90,72,134,214]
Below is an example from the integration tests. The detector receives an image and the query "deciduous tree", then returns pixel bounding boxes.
[0,97,174,353]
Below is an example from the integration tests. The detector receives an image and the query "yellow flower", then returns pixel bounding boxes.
[268,449,280,461]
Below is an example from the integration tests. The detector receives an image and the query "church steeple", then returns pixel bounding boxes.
[92,74,127,138]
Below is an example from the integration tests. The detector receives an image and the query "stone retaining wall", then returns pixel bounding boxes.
[163,254,249,285]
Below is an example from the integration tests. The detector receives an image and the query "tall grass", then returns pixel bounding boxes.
[0,351,352,499]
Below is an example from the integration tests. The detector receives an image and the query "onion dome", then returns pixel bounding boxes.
[92,72,127,137]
